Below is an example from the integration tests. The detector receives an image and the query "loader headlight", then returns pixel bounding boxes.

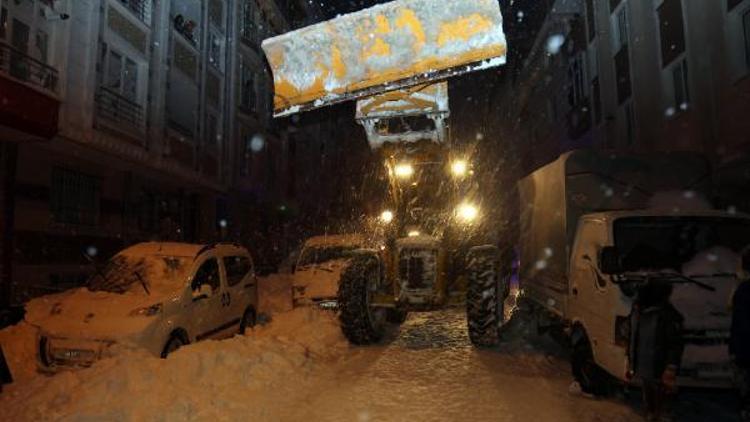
[393,163,414,179]
[456,203,480,224]
[450,160,469,178]
[380,210,394,224]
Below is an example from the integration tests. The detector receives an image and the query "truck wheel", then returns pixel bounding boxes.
[338,256,387,345]
[386,309,408,325]
[466,247,503,347]
[571,333,609,396]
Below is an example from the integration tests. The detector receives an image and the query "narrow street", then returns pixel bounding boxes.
[282,310,641,422]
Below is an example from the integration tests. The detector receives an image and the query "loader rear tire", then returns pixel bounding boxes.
[466,246,503,347]
[338,256,386,345]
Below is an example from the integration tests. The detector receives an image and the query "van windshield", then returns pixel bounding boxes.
[614,216,750,273]
[88,254,191,295]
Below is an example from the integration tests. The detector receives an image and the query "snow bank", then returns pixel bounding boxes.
[258,274,294,315]
[0,322,39,384]
[0,308,347,421]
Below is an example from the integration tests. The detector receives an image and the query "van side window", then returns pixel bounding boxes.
[193,258,220,292]
[224,256,252,286]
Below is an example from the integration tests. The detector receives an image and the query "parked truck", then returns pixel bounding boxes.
[519,150,750,393]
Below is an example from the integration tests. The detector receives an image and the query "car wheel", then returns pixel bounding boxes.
[239,307,256,335]
[161,334,186,359]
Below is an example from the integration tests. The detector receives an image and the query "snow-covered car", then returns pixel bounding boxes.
[292,234,365,308]
[27,242,258,371]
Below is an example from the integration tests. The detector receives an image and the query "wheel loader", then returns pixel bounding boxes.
[262,0,511,346]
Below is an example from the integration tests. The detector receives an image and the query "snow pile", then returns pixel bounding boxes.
[0,322,39,384]
[258,274,294,315]
[0,308,347,421]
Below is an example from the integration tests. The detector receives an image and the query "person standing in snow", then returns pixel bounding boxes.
[731,247,750,422]
[630,280,685,422]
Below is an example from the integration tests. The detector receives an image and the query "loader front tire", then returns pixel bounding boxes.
[338,256,387,345]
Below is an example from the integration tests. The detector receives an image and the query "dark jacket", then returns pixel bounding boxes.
[731,281,750,368]
[630,302,685,379]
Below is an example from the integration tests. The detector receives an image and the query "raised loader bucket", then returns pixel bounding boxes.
[262,0,507,117]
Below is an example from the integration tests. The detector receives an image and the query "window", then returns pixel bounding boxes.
[240,0,258,44]
[51,168,101,226]
[568,54,586,107]
[208,31,223,71]
[592,77,603,124]
[612,5,629,52]
[224,256,252,286]
[104,49,139,102]
[744,9,750,67]
[586,0,596,42]
[35,30,49,63]
[240,61,257,112]
[729,0,744,12]
[657,0,686,68]
[206,113,219,145]
[614,46,631,104]
[208,0,224,29]
[0,8,7,40]
[625,102,635,146]
[672,59,690,108]
[192,258,220,292]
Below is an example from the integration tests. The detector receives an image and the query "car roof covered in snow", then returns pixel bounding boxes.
[118,242,208,258]
[303,234,365,248]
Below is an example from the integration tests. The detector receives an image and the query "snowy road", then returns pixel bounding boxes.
[279,309,640,422]
[0,288,740,421]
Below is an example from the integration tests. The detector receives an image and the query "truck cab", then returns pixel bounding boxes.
[519,150,750,390]
[567,211,750,388]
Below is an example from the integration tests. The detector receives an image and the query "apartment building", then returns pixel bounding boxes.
[0,0,327,306]
[496,0,750,211]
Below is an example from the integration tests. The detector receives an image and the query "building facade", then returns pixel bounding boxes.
[0,0,334,306]
[496,0,750,211]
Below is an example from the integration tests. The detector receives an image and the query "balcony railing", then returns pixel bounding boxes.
[95,87,144,131]
[116,0,150,24]
[0,42,58,96]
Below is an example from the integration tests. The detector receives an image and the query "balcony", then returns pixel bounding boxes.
[0,42,58,95]
[95,87,145,135]
[0,42,60,139]
[116,0,151,25]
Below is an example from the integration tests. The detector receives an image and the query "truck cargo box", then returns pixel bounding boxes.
[518,150,710,316]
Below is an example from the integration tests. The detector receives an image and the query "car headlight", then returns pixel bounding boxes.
[129,303,163,317]
[450,160,469,177]
[380,210,394,224]
[393,163,414,179]
[456,203,480,224]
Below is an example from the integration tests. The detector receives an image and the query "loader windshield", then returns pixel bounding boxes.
[614,216,750,273]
